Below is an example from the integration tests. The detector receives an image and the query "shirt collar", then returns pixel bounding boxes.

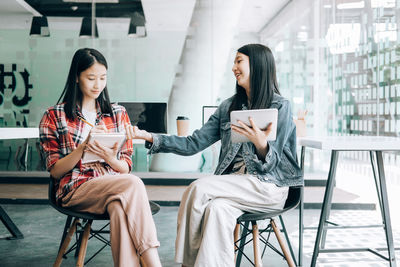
[75,101,104,119]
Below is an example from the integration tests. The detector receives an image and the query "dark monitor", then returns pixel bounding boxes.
[118,102,167,133]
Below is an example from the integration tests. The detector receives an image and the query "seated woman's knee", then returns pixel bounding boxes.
[118,174,145,190]
[206,199,228,214]
[188,177,211,196]
[107,199,123,212]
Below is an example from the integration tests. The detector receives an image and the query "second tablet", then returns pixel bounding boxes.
[230,108,278,143]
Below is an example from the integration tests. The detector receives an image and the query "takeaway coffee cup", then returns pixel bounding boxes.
[176,116,189,136]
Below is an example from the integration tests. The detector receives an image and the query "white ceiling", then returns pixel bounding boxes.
[237,0,291,33]
[0,0,33,14]
[0,0,289,33]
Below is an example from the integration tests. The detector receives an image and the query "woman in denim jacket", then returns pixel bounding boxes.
[126,44,303,267]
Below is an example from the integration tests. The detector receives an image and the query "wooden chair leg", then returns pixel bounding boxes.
[252,221,262,267]
[76,220,92,267]
[270,219,295,267]
[234,223,240,263]
[140,256,147,267]
[54,218,79,267]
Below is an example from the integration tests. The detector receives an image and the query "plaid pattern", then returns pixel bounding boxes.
[39,103,133,201]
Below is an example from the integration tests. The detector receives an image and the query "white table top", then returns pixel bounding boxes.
[298,136,400,151]
[0,127,145,144]
[0,128,39,140]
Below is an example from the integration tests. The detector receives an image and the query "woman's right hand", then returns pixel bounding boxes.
[83,124,108,145]
[50,125,108,179]
[125,124,153,143]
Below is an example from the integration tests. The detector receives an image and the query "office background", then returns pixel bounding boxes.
[0,0,399,187]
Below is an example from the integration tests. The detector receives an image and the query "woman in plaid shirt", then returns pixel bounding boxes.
[39,48,161,267]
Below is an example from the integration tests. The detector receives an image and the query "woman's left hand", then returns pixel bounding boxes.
[85,140,119,165]
[231,117,272,152]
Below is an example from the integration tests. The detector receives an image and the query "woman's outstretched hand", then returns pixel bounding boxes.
[124,124,153,143]
[231,117,272,158]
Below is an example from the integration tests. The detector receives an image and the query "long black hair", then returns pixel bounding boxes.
[229,44,280,113]
[57,48,112,119]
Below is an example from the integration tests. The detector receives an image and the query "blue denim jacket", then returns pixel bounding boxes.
[148,94,304,187]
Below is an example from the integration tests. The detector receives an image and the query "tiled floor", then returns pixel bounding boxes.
[292,209,400,267]
[1,204,399,266]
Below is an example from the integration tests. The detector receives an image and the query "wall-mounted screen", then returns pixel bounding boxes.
[118,102,167,133]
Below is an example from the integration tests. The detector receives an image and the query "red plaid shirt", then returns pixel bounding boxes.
[39,103,133,201]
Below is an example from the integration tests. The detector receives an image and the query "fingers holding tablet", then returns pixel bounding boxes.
[230,109,278,143]
[91,124,108,133]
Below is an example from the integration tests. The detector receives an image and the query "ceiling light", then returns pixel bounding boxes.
[30,16,50,37]
[128,23,147,37]
[128,13,146,37]
[79,17,99,38]
[297,31,308,42]
[337,1,365,9]
[371,0,395,8]
[128,21,138,37]
[63,0,118,3]
[40,17,50,37]
[275,41,284,52]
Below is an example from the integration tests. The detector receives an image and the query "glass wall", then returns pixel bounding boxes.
[261,0,400,188]
[0,0,240,173]
[0,16,188,171]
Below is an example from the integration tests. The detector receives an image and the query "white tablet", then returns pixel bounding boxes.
[81,132,126,164]
[230,108,278,143]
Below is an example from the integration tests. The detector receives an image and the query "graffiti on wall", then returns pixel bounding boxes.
[0,64,33,127]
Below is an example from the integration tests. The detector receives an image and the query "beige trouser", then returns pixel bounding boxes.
[175,174,289,267]
[61,174,160,267]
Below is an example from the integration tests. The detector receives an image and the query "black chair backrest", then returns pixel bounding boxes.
[283,186,301,210]
[48,177,58,208]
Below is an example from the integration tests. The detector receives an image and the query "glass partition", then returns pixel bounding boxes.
[261,0,400,188]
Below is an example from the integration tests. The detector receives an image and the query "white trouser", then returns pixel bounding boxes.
[175,174,289,267]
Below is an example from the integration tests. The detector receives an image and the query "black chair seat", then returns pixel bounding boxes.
[237,186,301,223]
[150,201,161,215]
[238,209,289,222]
[49,201,110,221]
[235,186,302,267]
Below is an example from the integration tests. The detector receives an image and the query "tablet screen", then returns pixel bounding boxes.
[81,133,126,164]
[230,108,278,143]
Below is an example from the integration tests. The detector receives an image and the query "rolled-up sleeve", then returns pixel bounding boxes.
[39,110,62,171]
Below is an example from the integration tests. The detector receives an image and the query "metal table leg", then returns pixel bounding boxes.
[23,139,29,171]
[311,150,339,267]
[375,151,397,267]
[0,206,24,240]
[320,184,335,249]
[369,151,384,219]
[298,187,304,267]
[299,146,305,267]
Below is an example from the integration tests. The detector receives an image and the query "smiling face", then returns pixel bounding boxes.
[232,52,250,96]
[77,62,107,103]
